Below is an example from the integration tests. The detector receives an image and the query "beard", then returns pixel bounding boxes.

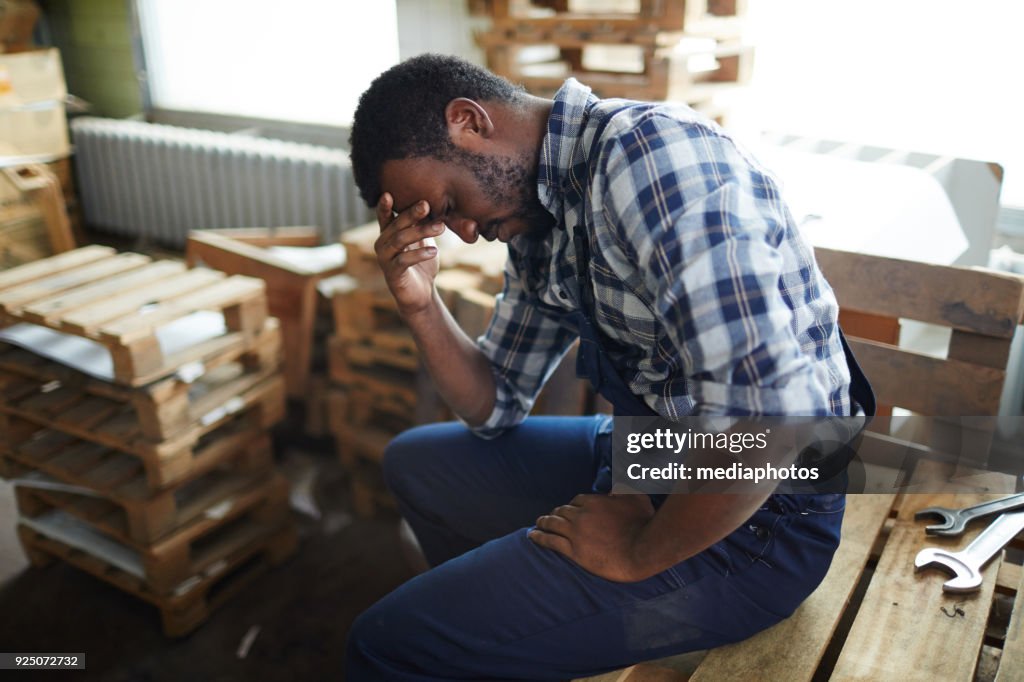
[452,148,556,241]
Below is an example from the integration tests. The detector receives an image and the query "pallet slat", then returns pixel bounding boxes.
[0,245,115,293]
[0,253,151,313]
[689,494,895,681]
[831,492,1008,681]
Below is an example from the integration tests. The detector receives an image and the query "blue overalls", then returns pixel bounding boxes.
[344,241,874,679]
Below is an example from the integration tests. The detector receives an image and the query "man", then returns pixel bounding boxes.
[344,54,871,680]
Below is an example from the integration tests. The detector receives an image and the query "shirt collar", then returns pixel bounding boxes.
[536,78,599,219]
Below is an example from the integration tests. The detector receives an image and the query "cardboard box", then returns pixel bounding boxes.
[0,48,69,158]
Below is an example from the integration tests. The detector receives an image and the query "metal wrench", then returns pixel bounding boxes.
[914,492,1024,537]
[915,511,1024,593]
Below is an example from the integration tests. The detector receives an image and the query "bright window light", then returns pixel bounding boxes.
[729,0,1024,207]
[138,0,399,126]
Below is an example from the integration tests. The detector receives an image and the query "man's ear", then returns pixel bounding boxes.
[445,98,494,151]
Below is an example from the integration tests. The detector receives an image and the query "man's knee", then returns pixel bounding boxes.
[345,603,399,678]
[381,424,436,496]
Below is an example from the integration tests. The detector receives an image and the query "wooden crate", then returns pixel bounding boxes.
[16,473,291,594]
[1,435,275,544]
[18,518,298,637]
[185,228,346,398]
[0,246,269,386]
[0,319,281,441]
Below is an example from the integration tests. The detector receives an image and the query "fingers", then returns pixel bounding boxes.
[535,513,572,535]
[528,528,573,557]
[374,198,445,263]
[375,193,393,230]
[392,245,437,269]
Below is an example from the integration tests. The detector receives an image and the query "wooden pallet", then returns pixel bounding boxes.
[348,458,397,519]
[2,436,275,545]
[0,369,285,479]
[0,385,278,490]
[185,228,346,398]
[0,246,269,386]
[484,40,753,103]
[572,487,1024,681]
[338,223,388,286]
[327,336,419,408]
[326,387,411,467]
[17,472,291,594]
[18,518,297,637]
[0,319,281,441]
[474,0,746,35]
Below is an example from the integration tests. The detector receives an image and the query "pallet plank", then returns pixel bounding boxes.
[97,275,266,344]
[689,494,895,681]
[0,245,115,293]
[831,492,1005,681]
[58,267,226,336]
[20,260,188,324]
[848,338,1005,415]
[996,563,1024,681]
[816,248,1024,338]
[0,253,152,313]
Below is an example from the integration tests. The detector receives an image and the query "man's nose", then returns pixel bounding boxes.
[447,217,479,244]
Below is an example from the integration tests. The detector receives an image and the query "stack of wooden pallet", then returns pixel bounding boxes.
[328,223,594,516]
[184,227,348,438]
[472,0,752,122]
[0,245,297,636]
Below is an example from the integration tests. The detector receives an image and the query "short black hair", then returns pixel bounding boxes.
[348,54,525,208]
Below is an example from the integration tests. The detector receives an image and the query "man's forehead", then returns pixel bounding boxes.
[380,157,449,210]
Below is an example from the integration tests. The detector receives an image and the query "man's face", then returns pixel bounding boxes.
[379,149,555,244]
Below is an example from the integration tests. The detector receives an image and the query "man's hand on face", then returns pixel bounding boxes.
[374,193,446,318]
[529,493,656,583]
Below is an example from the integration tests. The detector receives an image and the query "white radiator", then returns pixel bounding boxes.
[70,117,371,247]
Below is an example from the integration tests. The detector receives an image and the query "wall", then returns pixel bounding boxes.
[40,0,142,118]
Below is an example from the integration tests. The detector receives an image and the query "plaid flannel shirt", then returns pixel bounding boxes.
[472,79,851,437]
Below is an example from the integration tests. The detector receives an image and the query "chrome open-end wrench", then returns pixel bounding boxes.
[915,511,1024,593]
[914,492,1024,537]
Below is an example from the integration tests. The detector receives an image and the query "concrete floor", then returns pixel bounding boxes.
[0,444,414,681]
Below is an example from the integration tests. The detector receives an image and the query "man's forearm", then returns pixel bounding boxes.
[402,288,497,426]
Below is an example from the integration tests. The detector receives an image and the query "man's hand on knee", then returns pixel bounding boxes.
[529,494,655,583]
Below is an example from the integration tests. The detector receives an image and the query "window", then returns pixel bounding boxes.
[138,0,399,127]
[730,0,1024,207]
